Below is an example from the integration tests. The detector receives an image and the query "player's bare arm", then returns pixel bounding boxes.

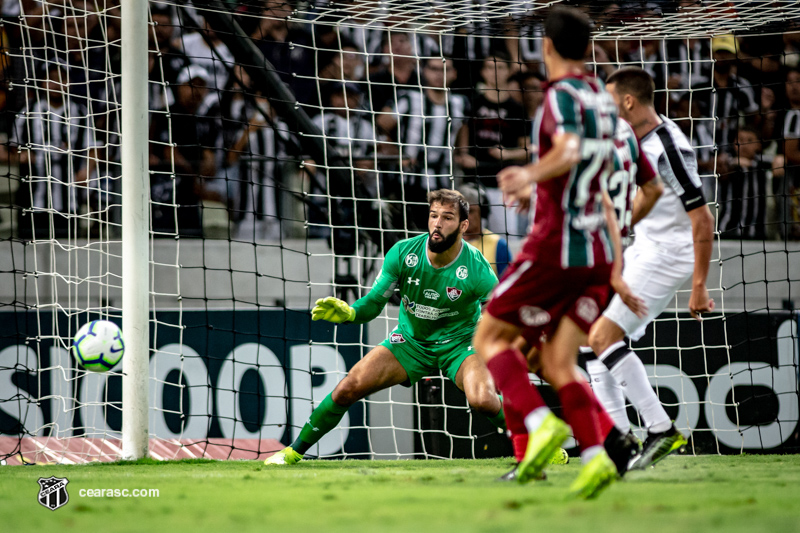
[603,191,647,318]
[687,204,715,319]
[497,131,581,203]
[630,177,664,226]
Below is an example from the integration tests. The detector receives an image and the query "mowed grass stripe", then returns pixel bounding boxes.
[2,455,799,533]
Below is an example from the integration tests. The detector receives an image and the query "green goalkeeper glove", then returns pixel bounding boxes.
[311,296,356,323]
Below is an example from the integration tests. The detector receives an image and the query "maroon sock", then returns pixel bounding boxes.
[502,397,528,462]
[486,348,546,421]
[558,380,602,451]
[512,434,529,463]
[502,398,527,437]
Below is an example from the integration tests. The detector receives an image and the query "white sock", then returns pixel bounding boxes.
[608,352,672,433]
[580,445,603,464]
[524,407,551,434]
[586,359,630,433]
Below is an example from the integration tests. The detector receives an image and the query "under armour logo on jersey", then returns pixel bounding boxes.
[407,277,420,285]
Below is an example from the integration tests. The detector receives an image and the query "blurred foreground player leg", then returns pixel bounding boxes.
[587,67,716,470]
[500,107,663,480]
[496,342,639,482]
[266,190,504,465]
[474,6,645,499]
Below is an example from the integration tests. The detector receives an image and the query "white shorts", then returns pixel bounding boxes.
[603,243,694,341]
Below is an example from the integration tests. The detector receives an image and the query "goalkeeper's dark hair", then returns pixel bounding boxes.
[428,189,469,222]
[544,6,592,61]
[606,67,655,106]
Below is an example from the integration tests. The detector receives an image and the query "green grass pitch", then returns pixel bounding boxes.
[3,455,800,533]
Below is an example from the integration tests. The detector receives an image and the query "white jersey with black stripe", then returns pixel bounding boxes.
[635,116,706,258]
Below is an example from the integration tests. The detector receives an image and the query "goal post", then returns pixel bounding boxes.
[120,0,151,461]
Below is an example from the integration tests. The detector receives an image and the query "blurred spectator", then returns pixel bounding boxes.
[307,81,377,237]
[150,6,190,86]
[179,19,235,91]
[250,1,315,105]
[460,183,511,277]
[225,86,288,242]
[335,1,384,73]
[588,43,617,82]
[310,37,366,111]
[626,40,668,95]
[507,19,544,76]
[377,57,469,193]
[737,34,786,90]
[717,126,769,239]
[12,62,98,239]
[367,31,420,112]
[58,8,106,109]
[784,32,800,70]
[693,35,759,163]
[513,69,545,121]
[779,67,800,239]
[671,92,715,197]
[459,53,528,237]
[149,65,222,236]
[664,39,712,93]
[752,86,782,158]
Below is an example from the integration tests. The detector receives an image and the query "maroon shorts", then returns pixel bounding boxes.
[485,257,612,347]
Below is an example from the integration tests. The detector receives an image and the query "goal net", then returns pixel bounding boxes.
[0,0,798,465]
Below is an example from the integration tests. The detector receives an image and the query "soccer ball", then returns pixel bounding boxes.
[71,320,125,372]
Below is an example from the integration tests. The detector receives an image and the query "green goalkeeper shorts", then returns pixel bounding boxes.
[379,333,475,386]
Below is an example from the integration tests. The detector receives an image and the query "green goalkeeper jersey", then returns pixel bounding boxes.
[351,233,498,353]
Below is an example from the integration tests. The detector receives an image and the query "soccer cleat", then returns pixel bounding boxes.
[495,463,546,482]
[549,447,570,465]
[605,429,641,477]
[264,446,303,466]
[627,425,687,471]
[517,413,570,484]
[569,450,617,499]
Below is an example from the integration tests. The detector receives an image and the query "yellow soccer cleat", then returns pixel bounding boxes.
[569,450,617,499]
[264,447,303,466]
[628,424,687,471]
[517,413,570,484]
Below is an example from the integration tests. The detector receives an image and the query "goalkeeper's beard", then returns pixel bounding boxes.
[428,228,461,254]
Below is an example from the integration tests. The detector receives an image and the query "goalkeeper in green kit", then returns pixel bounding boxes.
[266,189,505,465]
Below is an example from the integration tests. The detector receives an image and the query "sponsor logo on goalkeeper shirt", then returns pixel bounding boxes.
[390,332,406,344]
[409,303,459,321]
[446,287,462,301]
[405,253,419,267]
[423,289,440,300]
[456,266,468,280]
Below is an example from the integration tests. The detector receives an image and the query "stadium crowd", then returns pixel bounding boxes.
[1,0,799,241]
